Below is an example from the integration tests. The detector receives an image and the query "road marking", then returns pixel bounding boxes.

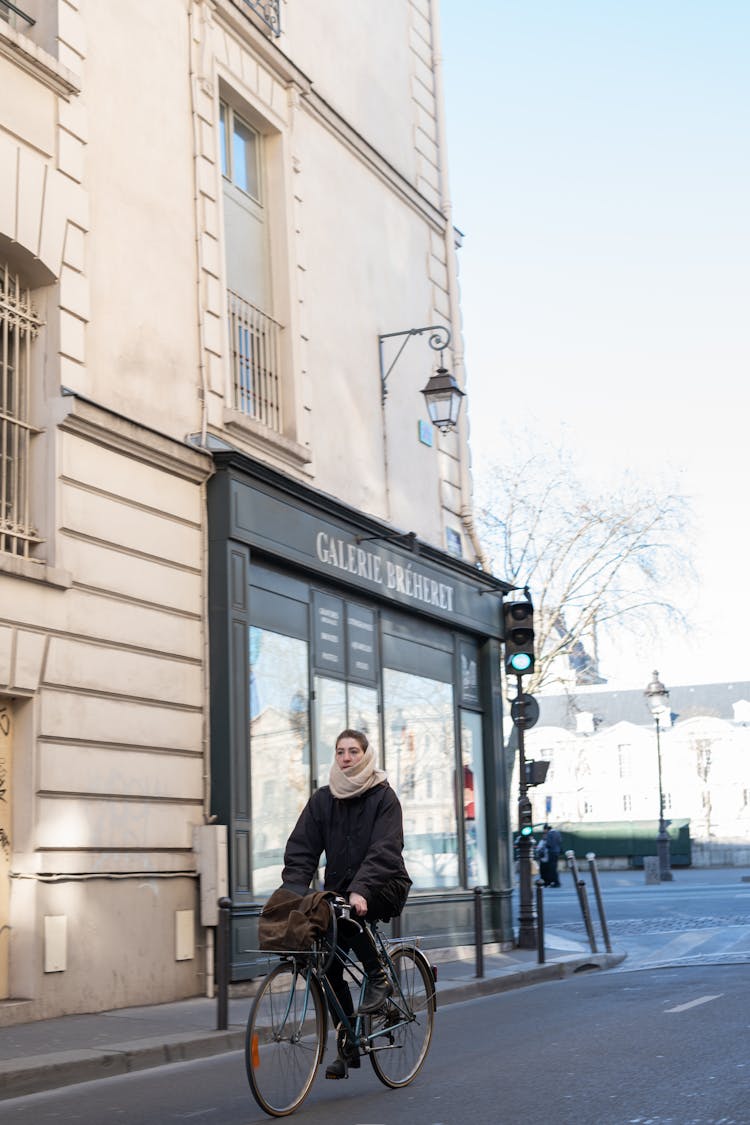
[664,993,723,1013]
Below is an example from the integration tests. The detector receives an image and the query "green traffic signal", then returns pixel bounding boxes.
[503,599,535,677]
[519,796,533,836]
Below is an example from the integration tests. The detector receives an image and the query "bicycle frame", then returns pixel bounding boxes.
[307,921,427,1059]
[246,914,436,1115]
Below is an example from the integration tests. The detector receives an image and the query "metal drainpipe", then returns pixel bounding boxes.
[188,0,211,448]
[188,0,217,998]
[429,0,490,572]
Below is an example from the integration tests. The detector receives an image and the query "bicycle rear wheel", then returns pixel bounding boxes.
[369,947,435,1088]
[245,960,326,1117]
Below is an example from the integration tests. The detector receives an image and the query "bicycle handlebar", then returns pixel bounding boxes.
[331,895,363,932]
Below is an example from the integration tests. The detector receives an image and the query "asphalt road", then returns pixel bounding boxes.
[2,867,748,1125]
[528,864,750,968]
[1,961,747,1125]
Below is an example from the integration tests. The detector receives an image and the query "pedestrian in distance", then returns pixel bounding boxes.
[544,822,563,887]
[280,728,412,1080]
[535,826,552,885]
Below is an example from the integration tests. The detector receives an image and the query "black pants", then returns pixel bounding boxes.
[541,856,560,886]
[327,921,381,1022]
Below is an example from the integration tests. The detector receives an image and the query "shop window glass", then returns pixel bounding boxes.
[314,678,379,781]
[249,627,310,894]
[347,683,379,760]
[460,709,488,886]
[314,676,346,780]
[384,669,458,889]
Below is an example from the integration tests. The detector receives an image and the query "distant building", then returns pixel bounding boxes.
[517,681,750,867]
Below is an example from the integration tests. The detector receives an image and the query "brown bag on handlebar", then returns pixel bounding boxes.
[258,887,334,952]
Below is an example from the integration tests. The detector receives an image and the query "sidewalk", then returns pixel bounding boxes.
[0,933,624,1102]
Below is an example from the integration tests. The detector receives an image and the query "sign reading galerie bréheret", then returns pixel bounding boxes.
[228,473,502,635]
[315,532,455,614]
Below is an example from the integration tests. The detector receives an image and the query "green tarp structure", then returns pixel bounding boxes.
[550,819,691,867]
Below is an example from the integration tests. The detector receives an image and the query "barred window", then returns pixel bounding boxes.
[0,265,42,557]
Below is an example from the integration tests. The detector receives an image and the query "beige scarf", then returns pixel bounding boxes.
[328,744,387,799]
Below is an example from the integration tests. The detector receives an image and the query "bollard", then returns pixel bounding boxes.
[216,896,232,1031]
[391,912,402,941]
[643,856,660,885]
[535,879,545,964]
[474,886,484,978]
[565,849,582,884]
[565,851,597,953]
[585,853,612,953]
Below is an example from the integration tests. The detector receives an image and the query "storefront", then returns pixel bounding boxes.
[208,452,514,977]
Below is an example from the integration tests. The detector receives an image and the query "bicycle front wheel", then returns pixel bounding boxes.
[245,961,326,1117]
[369,947,435,1088]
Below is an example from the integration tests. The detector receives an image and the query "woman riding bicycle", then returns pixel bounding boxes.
[280,728,412,1079]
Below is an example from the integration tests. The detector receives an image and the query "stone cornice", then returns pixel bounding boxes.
[0,24,81,100]
[55,391,214,485]
[0,554,71,590]
[221,409,312,474]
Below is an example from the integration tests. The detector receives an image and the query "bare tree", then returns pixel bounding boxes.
[474,442,695,693]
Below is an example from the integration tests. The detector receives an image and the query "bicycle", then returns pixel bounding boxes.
[245,896,437,1117]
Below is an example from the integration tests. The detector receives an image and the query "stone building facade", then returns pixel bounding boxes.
[0,0,514,1023]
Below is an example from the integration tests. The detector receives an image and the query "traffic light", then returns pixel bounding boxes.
[524,760,550,787]
[503,599,535,676]
[518,797,533,836]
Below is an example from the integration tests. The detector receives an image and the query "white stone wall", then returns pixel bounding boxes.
[0,0,476,1018]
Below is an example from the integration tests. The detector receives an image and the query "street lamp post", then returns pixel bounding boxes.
[644,670,673,882]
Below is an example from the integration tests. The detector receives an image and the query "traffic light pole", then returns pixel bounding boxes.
[515,675,538,949]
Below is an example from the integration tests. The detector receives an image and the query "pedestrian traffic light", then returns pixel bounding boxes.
[519,797,533,836]
[503,599,535,676]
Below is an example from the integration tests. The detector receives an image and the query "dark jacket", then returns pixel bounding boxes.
[281,781,411,921]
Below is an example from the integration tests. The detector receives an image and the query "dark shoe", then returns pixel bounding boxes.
[325,1038,360,1080]
[325,1057,348,1080]
[358,971,393,1014]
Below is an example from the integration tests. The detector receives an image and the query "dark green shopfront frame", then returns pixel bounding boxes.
[207,451,515,979]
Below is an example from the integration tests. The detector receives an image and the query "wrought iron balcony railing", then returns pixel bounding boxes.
[239,0,280,38]
[0,1,35,33]
[227,290,283,434]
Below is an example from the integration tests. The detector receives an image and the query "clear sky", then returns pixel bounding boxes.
[440,0,750,691]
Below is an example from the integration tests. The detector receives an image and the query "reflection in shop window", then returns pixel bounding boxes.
[249,628,310,894]
[314,676,345,779]
[460,709,488,886]
[315,678,380,778]
[347,682,380,762]
[384,669,458,890]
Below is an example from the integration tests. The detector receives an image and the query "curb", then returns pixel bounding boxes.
[0,1030,246,1101]
[434,951,627,1006]
[0,953,626,1101]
